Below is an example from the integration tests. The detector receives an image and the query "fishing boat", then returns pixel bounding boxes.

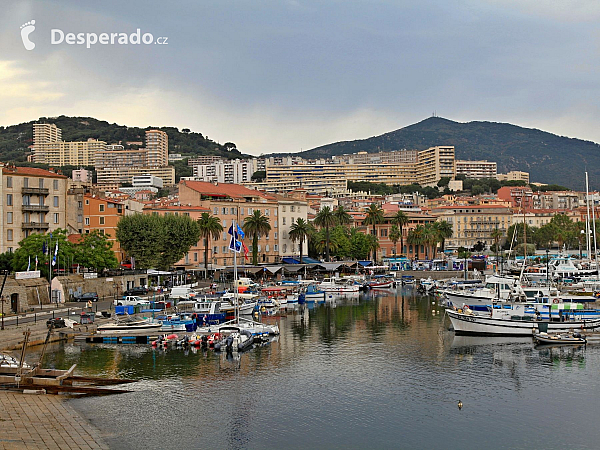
[533,332,587,346]
[446,306,600,336]
[440,275,525,309]
[368,277,394,289]
[159,314,196,332]
[299,284,326,303]
[97,316,162,334]
[318,278,360,293]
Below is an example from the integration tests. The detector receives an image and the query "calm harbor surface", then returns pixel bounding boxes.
[41,287,600,449]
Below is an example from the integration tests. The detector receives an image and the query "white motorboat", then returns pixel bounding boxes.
[318,278,360,293]
[97,317,162,334]
[446,306,600,336]
[441,275,525,308]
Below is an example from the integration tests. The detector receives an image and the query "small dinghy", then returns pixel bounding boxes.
[534,332,587,346]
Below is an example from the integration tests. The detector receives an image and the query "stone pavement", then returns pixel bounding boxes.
[0,390,109,450]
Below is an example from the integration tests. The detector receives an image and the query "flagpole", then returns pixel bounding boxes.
[233,219,239,325]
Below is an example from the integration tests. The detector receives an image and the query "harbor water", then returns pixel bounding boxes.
[41,287,600,449]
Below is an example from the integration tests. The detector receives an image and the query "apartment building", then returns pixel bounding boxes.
[145,130,169,167]
[187,155,223,166]
[82,194,125,262]
[179,180,283,266]
[0,165,68,254]
[497,171,530,183]
[192,159,256,184]
[497,186,535,209]
[432,205,513,250]
[262,146,457,194]
[33,123,61,144]
[333,150,418,164]
[274,190,309,259]
[455,160,497,179]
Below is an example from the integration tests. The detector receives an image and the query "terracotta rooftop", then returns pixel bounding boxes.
[1,166,67,178]
[181,180,270,200]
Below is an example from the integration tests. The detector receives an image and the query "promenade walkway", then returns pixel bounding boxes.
[0,390,109,450]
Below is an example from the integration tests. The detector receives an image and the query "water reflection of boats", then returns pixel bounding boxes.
[450,335,533,349]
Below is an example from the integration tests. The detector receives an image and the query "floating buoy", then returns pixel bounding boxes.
[458,400,463,410]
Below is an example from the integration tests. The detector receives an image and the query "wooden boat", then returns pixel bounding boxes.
[533,332,587,346]
[368,278,394,289]
[447,306,600,336]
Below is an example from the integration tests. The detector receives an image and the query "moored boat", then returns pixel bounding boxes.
[97,317,162,334]
[533,332,587,346]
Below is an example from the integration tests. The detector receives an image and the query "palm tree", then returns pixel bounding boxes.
[289,218,311,264]
[366,234,380,262]
[314,229,339,257]
[242,210,271,265]
[389,225,401,257]
[197,213,223,276]
[434,220,453,254]
[364,203,384,262]
[407,225,425,259]
[314,207,337,261]
[392,211,409,256]
[423,223,439,259]
[490,227,503,254]
[334,205,352,227]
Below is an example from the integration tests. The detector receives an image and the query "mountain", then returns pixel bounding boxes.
[293,117,600,190]
[0,115,245,162]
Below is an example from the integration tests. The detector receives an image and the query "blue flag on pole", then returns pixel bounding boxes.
[229,236,242,253]
[236,224,245,239]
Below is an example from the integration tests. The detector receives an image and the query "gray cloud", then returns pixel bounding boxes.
[1,0,600,155]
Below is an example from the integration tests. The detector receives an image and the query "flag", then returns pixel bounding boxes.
[131,257,135,270]
[27,256,31,271]
[35,255,38,271]
[227,224,237,238]
[229,236,241,253]
[42,241,47,255]
[242,241,249,261]
[236,224,245,239]
[52,242,58,267]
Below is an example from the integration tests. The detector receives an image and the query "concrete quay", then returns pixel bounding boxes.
[0,390,109,450]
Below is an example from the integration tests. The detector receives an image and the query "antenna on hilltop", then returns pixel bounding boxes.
[432,111,437,118]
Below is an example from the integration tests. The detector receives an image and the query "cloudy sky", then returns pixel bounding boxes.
[1,0,600,155]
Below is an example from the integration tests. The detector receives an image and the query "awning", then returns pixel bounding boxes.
[283,265,305,272]
[358,260,372,267]
[317,262,343,271]
[265,266,283,274]
[281,257,300,264]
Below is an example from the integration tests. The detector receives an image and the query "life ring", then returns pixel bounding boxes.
[552,298,559,304]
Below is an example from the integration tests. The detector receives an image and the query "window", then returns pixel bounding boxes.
[7,212,13,223]
[39,178,44,188]
[282,206,286,212]
[53,196,59,207]
[213,246,218,255]
[223,231,228,241]
[77,214,83,223]
[53,180,59,190]
[274,221,278,228]
[241,208,244,215]
[213,207,218,215]
[6,177,12,188]
[222,245,228,252]
[265,209,269,216]
[85,199,89,205]
[282,217,286,225]
[6,194,12,206]
[194,253,198,262]
[266,245,270,252]
[291,205,295,212]
[99,204,105,212]
[274,244,278,251]
[274,232,278,239]
[54,213,59,224]
[222,208,226,215]
[248,207,253,214]
[22,195,30,206]
[23,178,29,188]
[85,218,90,225]
[222,220,227,227]
[274,209,277,217]
[99,217,105,225]
[283,244,287,253]
[7,230,13,241]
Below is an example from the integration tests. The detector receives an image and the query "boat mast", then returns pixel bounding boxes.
[585,172,592,259]
[233,219,239,325]
[591,184,600,279]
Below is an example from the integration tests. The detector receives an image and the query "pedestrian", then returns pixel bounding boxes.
[86,299,92,310]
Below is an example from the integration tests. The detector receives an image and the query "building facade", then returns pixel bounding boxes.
[0,166,68,254]
[455,160,497,179]
[82,194,125,262]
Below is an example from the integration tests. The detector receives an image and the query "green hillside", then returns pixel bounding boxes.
[0,115,245,162]
[294,117,600,190]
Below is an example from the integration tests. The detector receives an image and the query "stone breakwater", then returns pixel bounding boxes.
[0,390,109,450]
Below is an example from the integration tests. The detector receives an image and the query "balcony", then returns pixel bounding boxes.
[21,204,49,212]
[22,222,50,230]
[22,187,49,196]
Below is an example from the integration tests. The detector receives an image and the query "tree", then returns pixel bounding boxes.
[289,218,312,263]
[0,251,14,272]
[158,215,202,270]
[73,231,118,272]
[366,234,380,262]
[472,241,486,252]
[251,170,266,181]
[407,225,425,259]
[549,213,575,249]
[490,227,504,256]
[116,215,165,269]
[348,228,372,260]
[12,229,74,278]
[197,213,223,274]
[314,206,337,262]
[434,220,453,254]
[423,223,439,259]
[364,203,384,262]
[243,210,271,265]
[392,211,409,256]
[437,177,451,188]
[389,225,401,257]
[333,205,352,227]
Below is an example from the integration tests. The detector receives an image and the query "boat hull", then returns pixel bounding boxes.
[447,310,600,336]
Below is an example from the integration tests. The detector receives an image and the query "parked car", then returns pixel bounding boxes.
[74,292,99,302]
[123,287,148,296]
[46,317,66,329]
[114,296,149,307]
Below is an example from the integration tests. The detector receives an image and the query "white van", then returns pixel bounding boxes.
[169,286,196,300]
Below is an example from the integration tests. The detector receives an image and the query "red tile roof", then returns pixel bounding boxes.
[181,180,270,199]
[1,166,67,178]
